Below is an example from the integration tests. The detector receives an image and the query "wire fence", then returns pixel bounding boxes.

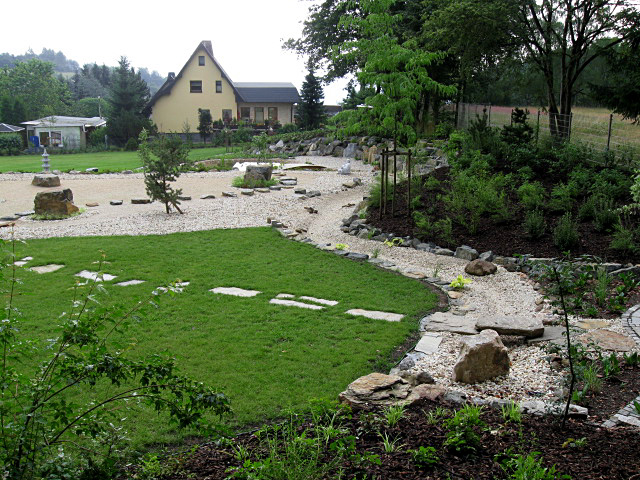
[452,103,640,165]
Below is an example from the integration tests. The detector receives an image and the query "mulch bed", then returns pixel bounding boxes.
[367,168,639,265]
[153,364,640,480]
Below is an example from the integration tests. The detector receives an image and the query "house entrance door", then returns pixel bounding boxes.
[39,132,50,146]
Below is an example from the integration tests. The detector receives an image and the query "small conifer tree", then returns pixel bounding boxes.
[197,108,213,144]
[138,129,190,214]
[297,67,326,130]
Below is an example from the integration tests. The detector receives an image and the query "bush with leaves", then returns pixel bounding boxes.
[553,213,580,252]
[139,129,190,214]
[0,240,231,479]
[501,108,534,146]
[0,133,23,155]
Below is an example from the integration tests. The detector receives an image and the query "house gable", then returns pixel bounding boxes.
[149,41,238,132]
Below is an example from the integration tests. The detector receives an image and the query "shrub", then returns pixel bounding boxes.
[501,108,534,146]
[524,209,547,239]
[88,127,107,147]
[0,133,23,155]
[232,126,253,144]
[124,137,139,151]
[609,225,638,255]
[578,195,597,221]
[443,404,486,454]
[593,196,619,233]
[553,213,580,252]
[279,123,299,134]
[518,181,546,211]
[548,182,577,213]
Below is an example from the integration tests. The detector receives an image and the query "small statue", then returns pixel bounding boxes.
[338,159,351,175]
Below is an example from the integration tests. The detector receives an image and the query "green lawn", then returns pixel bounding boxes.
[6,228,438,447]
[0,146,246,173]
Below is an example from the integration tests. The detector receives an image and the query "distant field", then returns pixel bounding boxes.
[0,146,246,173]
[459,105,639,158]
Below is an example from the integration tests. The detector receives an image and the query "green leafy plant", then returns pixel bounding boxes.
[600,352,620,378]
[443,404,486,454]
[501,401,522,424]
[623,352,639,366]
[425,406,449,425]
[450,275,472,290]
[335,243,349,251]
[634,400,640,415]
[581,363,602,393]
[383,238,404,247]
[499,450,568,479]
[593,196,619,233]
[517,181,546,211]
[409,445,439,469]
[372,247,380,258]
[553,213,580,252]
[379,432,405,453]
[562,437,587,449]
[383,404,405,428]
[524,209,547,239]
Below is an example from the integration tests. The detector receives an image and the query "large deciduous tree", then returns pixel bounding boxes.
[514,0,640,138]
[106,57,153,147]
[297,67,326,130]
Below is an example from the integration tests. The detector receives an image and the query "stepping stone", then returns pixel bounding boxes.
[280,178,297,186]
[86,202,99,207]
[346,309,403,322]
[210,287,261,297]
[115,280,145,286]
[276,293,295,299]
[86,167,99,173]
[270,298,324,310]
[255,188,270,193]
[475,316,544,338]
[415,333,443,354]
[307,191,321,198]
[269,185,282,191]
[448,291,463,299]
[222,191,237,198]
[15,211,34,217]
[421,312,478,335]
[200,194,216,199]
[122,170,133,174]
[299,295,339,306]
[0,221,14,228]
[1,215,19,221]
[527,326,566,345]
[575,319,610,330]
[346,252,369,260]
[110,200,123,206]
[240,189,254,196]
[579,329,636,352]
[29,264,64,274]
[14,256,33,266]
[131,198,151,204]
[75,270,117,282]
[154,282,190,295]
[177,195,191,201]
[294,188,307,194]
[403,270,426,279]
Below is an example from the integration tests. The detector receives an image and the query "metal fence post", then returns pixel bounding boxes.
[536,110,540,146]
[567,113,573,141]
[606,113,613,152]
[488,105,492,126]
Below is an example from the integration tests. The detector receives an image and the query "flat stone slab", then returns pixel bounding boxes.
[346,309,404,322]
[86,202,99,207]
[131,198,151,204]
[177,195,191,201]
[299,295,339,306]
[222,191,237,198]
[421,312,478,335]
[276,293,295,299]
[110,200,123,206]
[75,270,117,282]
[29,264,64,274]
[527,326,566,345]
[115,280,146,286]
[575,319,611,330]
[269,185,282,191]
[200,194,216,199]
[211,287,261,297]
[475,316,544,338]
[32,174,60,187]
[240,189,254,196]
[270,298,324,310]
[16,211,35,217]
[415,333,443,354]
[255,188,270,193]
[154,282,190,295]
[579,329,637,352]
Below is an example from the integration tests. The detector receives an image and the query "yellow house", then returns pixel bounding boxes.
[146,41,300,133]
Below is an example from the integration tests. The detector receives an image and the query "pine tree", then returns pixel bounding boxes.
[297,67,326,130]
[106,57,152,147]
[197,108,213,143]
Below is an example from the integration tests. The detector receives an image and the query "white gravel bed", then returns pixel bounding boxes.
[411,332,564,403]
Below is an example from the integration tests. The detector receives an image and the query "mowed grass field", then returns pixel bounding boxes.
[4,228,438,446]
[0,145,245,173]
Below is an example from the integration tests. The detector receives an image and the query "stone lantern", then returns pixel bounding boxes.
[32,148,61,187]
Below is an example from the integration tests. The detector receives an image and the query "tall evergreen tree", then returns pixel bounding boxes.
[297,67,326,130]
[106,57,152,146]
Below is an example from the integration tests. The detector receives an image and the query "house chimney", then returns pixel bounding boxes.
[168,72,175,80]
[202,40,213,56]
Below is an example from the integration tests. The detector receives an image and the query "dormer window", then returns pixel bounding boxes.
[216,81,222,93]
[198,56,205,66]
[190,81,202,93]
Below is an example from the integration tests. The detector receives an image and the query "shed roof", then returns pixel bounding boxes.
[0,123,24,133]
[21,116,106,128]
[234,83,301,103]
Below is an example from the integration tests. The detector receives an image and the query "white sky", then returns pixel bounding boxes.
[0,0,349,104]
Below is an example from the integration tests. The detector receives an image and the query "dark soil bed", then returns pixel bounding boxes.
[367,168,639,265]
[155,364,640,480]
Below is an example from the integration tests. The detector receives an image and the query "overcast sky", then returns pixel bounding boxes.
[0,0,349,104]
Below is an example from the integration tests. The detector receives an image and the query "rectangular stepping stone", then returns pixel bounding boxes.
[29,264,64,274]
[270,298,324,310]
[115,280,146,286]
[154,282,190,295]
[346,309,404,322]
[421,312,478,335]
[210,287,261,297]
[299,296,339,306]
[475,316,544,338]
[276,293,295,299]
[75,270,117,282]
[415,334,443,354]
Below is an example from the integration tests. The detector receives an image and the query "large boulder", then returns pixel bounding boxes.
[34,189,79,216]
[465,259,498,276]
[31,174,60,187]
[339,372,411,407]
[452,329,510,384]
[455,245,479,261]
[475,316,544,338]
[343,143,358,158]
[244,165,272,183]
